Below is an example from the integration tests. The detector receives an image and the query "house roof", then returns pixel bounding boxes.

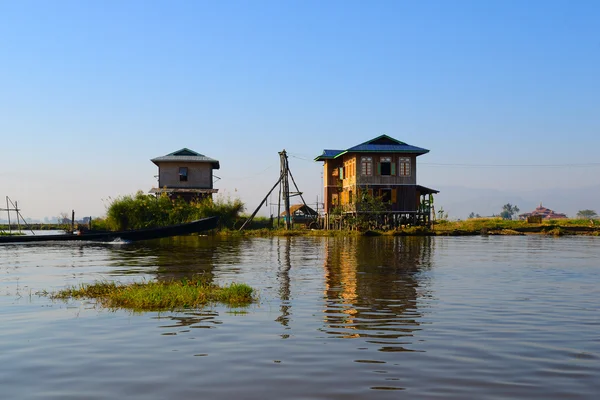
[416,185,439,195]
[314,149,345,160]
[151,148,220,169]
[280,204,318,217]
[518,203,568,219]
[314,135,429,161]
[149,188,219,194]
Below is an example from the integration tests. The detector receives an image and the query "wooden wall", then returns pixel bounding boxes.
[321,153,421,214]
[157,162,213,189]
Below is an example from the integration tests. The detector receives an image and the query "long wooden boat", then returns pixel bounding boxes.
[0,217,218,244]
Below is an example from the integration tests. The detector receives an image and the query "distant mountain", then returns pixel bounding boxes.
[433,185,600,220]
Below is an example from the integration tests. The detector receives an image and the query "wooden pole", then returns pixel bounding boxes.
[287,166,311,222]
[6,197,11,234]
[280,150,291,230]
[71,210,75,233]
[15,201,20,232]
[5,197,35,235]
[239,172,284,231]
[277,157,282,229]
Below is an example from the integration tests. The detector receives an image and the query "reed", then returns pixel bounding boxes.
[51,277,255,311]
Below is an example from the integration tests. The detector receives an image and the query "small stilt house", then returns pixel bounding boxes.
[149,148,220,201]
[315,135,438,227]
[280,204,319,227]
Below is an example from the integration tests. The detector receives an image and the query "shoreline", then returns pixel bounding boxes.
[219,219,600,237]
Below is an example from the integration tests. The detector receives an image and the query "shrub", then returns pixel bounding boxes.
[105,191,244,231]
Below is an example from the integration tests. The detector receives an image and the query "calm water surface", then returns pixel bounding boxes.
[1,235,599,399]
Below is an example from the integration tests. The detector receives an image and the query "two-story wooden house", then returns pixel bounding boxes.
[149,148,220,201]
[315,135,438,226]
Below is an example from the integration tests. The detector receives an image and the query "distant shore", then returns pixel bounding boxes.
[0,223,67,231]
[3,219,599,238]
[222,218,600,237]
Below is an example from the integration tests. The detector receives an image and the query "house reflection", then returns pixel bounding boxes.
[322,236,432,350]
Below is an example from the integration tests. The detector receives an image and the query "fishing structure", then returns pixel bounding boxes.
[240,150,313,230]
[0,196,34,235]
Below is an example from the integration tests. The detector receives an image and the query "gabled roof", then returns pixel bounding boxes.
[151,148,220,169]
[416,185,439,195]
[519,203,568,219]
[314,135,429,161]
[314,149,344,161]
[280,204,318,217]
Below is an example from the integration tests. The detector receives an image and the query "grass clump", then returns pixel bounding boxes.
[51,276,255,311]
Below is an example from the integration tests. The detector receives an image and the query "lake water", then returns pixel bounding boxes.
[1,235,599,399]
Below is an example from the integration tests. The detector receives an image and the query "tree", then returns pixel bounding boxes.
[576,209,598,219]
[349,191,387,230]
[437,207,448,221]
[468,212,481,219]
[499,203,519,220]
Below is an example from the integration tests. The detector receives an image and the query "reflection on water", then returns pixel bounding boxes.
[275,238,291,331]
[2,235,600,399]
[322,237,431,350]
[153,311,222,331]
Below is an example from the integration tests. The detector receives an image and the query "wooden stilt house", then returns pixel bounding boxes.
[149,148,220,202]
[315,135,438,228]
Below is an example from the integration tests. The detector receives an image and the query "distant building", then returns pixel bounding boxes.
[519,203,568,220]
[149,148,220,202]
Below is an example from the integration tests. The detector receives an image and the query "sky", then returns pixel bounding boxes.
[1,0,599,220]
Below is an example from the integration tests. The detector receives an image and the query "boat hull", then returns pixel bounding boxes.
[0,217,219,244]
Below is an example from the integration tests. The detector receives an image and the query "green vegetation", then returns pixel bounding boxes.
[50,276,255,311]
[499,203,520,220]
[576,209,598,219]
[433,217,599,236]
[347,192,387,230]
[0,224,61,231]
[436,207,449,221]
[219,217,600,237]
[104,191,244,231]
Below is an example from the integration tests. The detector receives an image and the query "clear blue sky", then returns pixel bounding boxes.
[1,0,599,219]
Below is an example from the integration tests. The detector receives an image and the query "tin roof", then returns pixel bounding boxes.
[314,149,344,161]
[416,185,439,195]
[314,135,429,161]
[149,188,219,194]
[151,148,220,169]
[280,204,318,216]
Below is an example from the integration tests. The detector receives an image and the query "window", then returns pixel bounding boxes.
[331,193,339,206]
[361,157,372,176]
[348,190,353,204]
[179,167,188,182]
[344,159,355,178]
[379,157,394,176]
[398,157,411,177]
[380,188,392,203]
